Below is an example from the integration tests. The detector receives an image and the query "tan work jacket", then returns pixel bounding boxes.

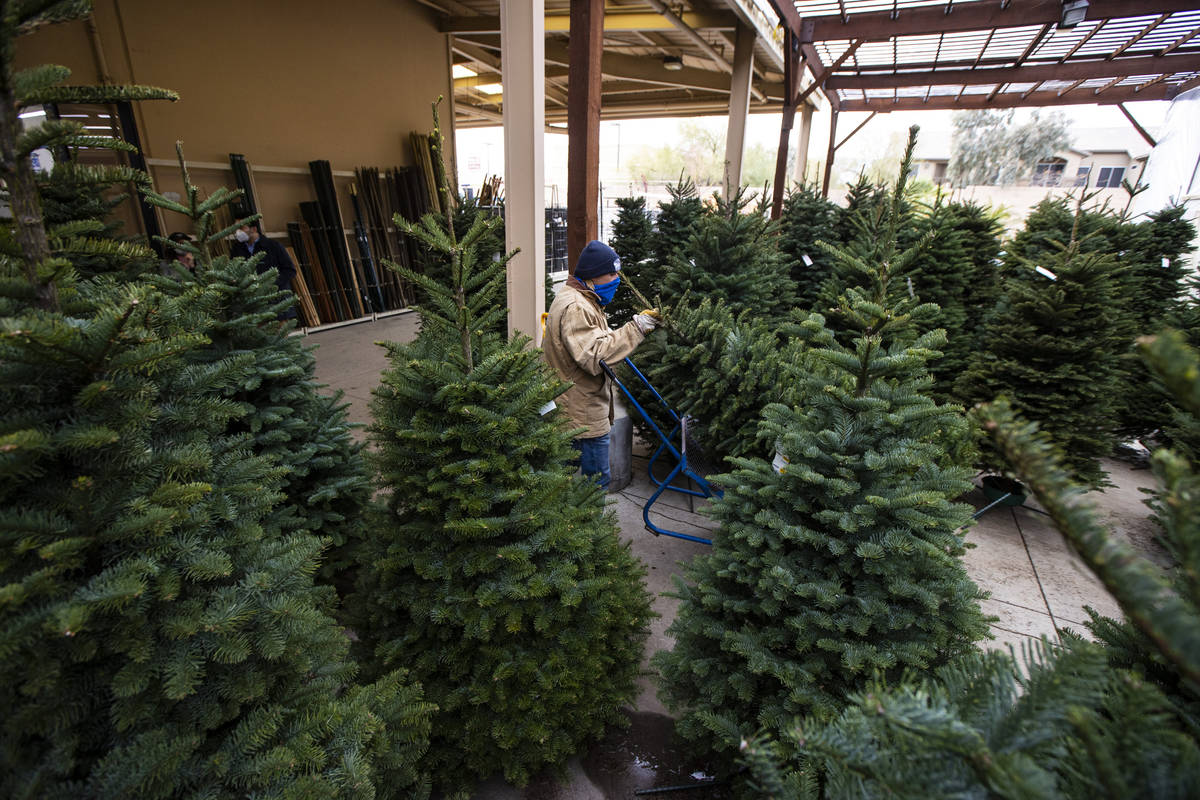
[542,282,645,438]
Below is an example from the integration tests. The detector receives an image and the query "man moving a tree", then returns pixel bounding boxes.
[543,240,660,490]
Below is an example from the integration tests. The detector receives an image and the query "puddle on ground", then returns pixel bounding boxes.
[580,710,732,799]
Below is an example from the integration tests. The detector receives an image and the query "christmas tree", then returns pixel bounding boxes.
[145,147,373,589]
[0,12,432,795]
[349,103,652,793]
[654,127,988,768]
[651,174,705,270]
[820,170,922,319]
[833,172,888,246]
[1108,205,1195,441]
[607,195,655,327]
[947,199,1004,352]
[741,341,1200,798]
[659,187,796,321]
[956,198,1129,487]
[624,297,805,466]
[778,183,839,312]
[907,196,973,403]
[739,340,1200,796]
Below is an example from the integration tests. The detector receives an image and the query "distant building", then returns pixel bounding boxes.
[911,126,1150,190]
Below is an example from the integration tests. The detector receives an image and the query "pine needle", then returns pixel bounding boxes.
[621,273,687,339]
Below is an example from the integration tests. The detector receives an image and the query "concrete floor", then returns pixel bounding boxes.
[308,315,1166,799]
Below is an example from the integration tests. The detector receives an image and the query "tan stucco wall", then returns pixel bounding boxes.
[16,0,453,238]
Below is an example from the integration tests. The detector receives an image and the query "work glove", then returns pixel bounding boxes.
[633,308,660,334]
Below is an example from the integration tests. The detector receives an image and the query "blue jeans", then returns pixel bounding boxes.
[572,433,611,491]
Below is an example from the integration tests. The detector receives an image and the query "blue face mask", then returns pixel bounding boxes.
[591,276,621,306]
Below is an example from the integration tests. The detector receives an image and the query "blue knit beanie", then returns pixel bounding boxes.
[574,240,621,281]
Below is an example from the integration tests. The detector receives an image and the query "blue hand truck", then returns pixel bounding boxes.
[600,358,721,545]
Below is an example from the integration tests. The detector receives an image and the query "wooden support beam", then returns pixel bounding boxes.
[797,0,1198,43]
[822,110,838,198]
[568,0,604,273]
[501,0,545,342]
[771,101,795,219]
[724,21,756,197]
[1161,24,1200,55]
[796,39,862,107]
[838,82,1174,111]
[441,10,736,34]
[833,111,876,152]
[1061,20,1106,62]
[1109,13,1170,60]
[794,105,814,185]
[772,32,802,219]
[1117,102,1157,147]
[644,0,766,101]
[543,40,733,93]
[824,53,1200,90]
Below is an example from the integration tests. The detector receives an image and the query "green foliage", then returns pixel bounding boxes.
[607,195,655,327]
[948,109,1072,187]
[651,175,705,275]
[778,183,839,311]
[740,334,1200,798]
[0,274,432,799]
[659,187,796,321]
[624,297,804,467]
[350,107,652,792]
[833,173,888,246]
[956,202,1129,487]
[752,639,1200,799]
[948,199,1005,340]
[654,127,988,767]
[907,197,973,403]
[1108,206,1196,440]
[0,16,431,794]
[143,153,373,588]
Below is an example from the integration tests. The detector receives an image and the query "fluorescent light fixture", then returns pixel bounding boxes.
[475,83,503,95]
[663,55,683,71]
[452,64,477,79]
[18,108,46,119]
[1035,265,1058,281]
[1059,0,1089,29]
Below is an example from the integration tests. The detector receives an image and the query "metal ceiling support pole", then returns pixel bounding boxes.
[502,0,546,343]
[724,21,756,198]
[822,109,838,198]
[568,0,604,272]
[794,104,814,185]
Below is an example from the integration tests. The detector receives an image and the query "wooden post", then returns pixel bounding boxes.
[794,104,814,185]
[771,31,800,220]
[771,102,795,220]
[502,0,546,342]
[723,21,756,198]
[567,0,604,272]
[821,109,838,198]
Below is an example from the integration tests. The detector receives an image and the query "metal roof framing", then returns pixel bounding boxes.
[772,0,1200,113]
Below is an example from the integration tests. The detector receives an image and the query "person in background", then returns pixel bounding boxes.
[161,231,195,276]
[542,240,660,490]
[231,220,297,319]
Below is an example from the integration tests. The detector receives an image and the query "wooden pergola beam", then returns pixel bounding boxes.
[1117,102,1157,147]
[796,0,1199,43]
[440,10,737,34]
[838,82,1174,111]
[567,0,604,272]
[824,53,1200,90]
